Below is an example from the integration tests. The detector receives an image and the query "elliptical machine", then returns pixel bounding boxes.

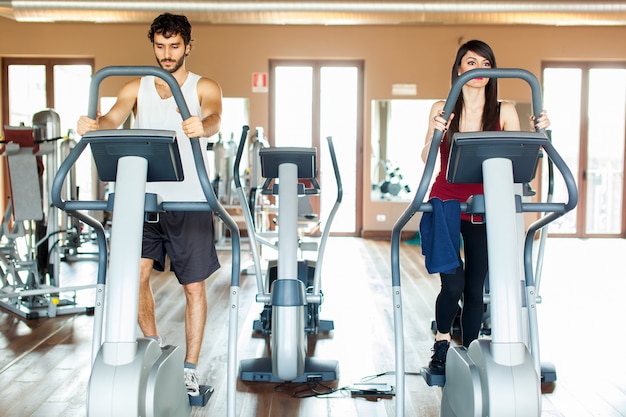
[50,66,242,417]
[233,131,342,383]
[390,68,578,417]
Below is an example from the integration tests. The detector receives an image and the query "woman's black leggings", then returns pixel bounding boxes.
[434,220,488,347]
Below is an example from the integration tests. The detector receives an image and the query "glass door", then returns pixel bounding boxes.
[271,60,363,235]
[543,63,626,237]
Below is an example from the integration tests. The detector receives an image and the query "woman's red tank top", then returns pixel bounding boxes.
[429,122,502,221]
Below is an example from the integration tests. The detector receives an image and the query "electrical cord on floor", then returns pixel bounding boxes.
[272,370,424,399]
[359,369,424,383]
[274,380,349,398]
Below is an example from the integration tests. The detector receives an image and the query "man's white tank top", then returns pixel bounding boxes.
[134,72,212,202]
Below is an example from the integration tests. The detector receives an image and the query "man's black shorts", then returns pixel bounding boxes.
[142,211,220,284]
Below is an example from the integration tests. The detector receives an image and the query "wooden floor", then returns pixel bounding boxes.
[1,237,625,416]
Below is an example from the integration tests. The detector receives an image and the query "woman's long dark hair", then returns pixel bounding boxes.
[446,40,499,148]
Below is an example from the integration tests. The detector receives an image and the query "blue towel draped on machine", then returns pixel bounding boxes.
[419,198,461,274]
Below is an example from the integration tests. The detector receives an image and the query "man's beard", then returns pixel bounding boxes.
[157,56,185,74]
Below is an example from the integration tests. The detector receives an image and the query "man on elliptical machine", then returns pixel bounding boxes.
[77,12,223,397]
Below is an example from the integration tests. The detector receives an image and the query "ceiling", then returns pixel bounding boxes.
[1,1,626,26]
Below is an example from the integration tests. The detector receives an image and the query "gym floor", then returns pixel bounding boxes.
[0,237,625,416]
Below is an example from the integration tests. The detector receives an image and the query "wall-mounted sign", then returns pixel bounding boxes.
[252,72,268,93]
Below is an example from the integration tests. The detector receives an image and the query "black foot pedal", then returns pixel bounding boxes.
[541,362,557,383]
[189,385,214,407]
[421,366,446,387]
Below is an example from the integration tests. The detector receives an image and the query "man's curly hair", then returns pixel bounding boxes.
[148,13,192,49]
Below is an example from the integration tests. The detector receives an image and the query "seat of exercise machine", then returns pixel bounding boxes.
[447,131,545,185]
[83,128,184,183]
[259,146,320,195]
[3,125,38,148]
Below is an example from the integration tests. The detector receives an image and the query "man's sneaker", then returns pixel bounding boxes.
[428,340,450,375]
[147,336,163,347]
[184,367,200,397]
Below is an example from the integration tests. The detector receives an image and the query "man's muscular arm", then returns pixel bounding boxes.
[76,79,140,135]
[181,77,223,138]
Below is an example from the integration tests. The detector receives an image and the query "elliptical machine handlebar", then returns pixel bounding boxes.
[406,68,544,218]
[87,66,192,119]
[391,68,578,286]
[52,66,240,287]
[233,125,251,195]
[389,68,579,417]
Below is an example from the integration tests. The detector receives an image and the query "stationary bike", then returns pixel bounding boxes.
[390,68,578,417]
[51,66,241,417]
[233,131,342,383]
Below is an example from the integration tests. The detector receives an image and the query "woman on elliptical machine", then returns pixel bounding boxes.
[422,39,551,375]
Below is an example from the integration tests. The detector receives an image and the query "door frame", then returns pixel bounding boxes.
[269,59,364,236]
[542,61,626,237]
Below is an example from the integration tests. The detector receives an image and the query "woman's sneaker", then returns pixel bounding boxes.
[184,367,200,396]
[428,340,450,375]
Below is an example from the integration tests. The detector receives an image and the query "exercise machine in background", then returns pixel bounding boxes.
[0,111,95,319]
[233,129,343,383]
[51,66,241,417]
[390,68,578,417]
